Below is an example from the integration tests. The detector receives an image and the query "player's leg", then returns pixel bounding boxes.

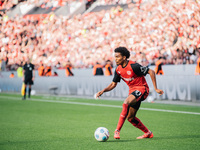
[114,94,137,139]
[127,90,153,139]
[127,106,153,138]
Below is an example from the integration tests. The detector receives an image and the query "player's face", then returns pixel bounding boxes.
[115,52,126,66]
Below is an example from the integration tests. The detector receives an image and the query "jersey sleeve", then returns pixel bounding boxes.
[112,70,121,82]
[131,63,149,76]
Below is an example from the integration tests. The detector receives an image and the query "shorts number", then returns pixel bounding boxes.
[135,90,142,97]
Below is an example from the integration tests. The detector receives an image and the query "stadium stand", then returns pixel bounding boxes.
[0,0,200,71]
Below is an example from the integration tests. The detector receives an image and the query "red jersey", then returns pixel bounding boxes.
[113,60,149,94]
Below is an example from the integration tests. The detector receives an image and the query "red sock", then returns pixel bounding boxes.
[128,117,149,133]
[116,103,129,131]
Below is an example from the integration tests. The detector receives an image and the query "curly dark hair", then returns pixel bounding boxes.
[114,47,130,59]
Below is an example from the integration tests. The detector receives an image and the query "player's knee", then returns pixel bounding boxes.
[125,96,137,105]
[127,115,135,121]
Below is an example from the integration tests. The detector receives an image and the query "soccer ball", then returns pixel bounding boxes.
[94,127,109,142]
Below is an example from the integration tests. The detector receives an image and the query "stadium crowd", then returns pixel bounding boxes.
[0,0,200,71]
[0,0,75,10]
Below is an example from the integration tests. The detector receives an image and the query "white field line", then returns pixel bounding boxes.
[1,95,200,115]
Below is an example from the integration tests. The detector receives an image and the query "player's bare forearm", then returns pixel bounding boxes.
[148,69,164,95]
[103,82,117,92]
[96,82,117,98]
[148,69,157,89]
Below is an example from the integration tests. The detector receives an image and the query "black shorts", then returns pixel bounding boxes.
[130,89,148,110]
[130,88,149,102]
[24,78,33,85]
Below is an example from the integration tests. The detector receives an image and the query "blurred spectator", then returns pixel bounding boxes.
[0,59,6,71]
[155,57,164,75]
[195,52,200,75]
[98,0,132,5]
[44,64,52,76]
[104,60,113,76]
[65,61,74,76]
[0,0,200,70]
[9,72,14,78]
[0,59,1,71]
[17,62,23,77]
[38,63,45,76]
[53,71,58,76]
[93,62,104,75]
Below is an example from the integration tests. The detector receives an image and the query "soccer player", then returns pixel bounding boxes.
[96,47,164,139]
[22,58,35,100]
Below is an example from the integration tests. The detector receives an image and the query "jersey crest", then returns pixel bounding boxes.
[127,71,131,75]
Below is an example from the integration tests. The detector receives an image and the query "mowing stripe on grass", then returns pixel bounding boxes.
[0,95,200,115]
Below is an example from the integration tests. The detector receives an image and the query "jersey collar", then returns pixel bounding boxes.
[122,60,129,68]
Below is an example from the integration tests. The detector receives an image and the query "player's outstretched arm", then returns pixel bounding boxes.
[148,69,164,95]
[96,82,117,98]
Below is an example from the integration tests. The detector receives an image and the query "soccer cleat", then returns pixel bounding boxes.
[114,130,120,139]
[136,131,154,139]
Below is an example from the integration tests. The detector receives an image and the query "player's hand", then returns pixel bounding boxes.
[96,91,104,99]
[155,89,164,96]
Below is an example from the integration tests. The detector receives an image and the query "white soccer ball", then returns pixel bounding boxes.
[94,127,109,142]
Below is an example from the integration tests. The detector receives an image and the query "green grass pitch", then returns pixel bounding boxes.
[0,93,200,150]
